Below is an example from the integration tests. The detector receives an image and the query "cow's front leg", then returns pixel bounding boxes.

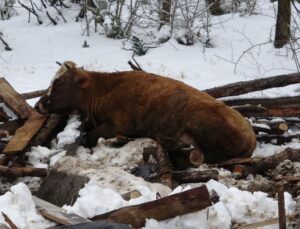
[84,121,116,147]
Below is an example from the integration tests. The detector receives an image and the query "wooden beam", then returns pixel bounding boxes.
[3,112,48,155]
[0,77,34,119]
[33,196,91,225]
[225,96,300,117]
[0,165,47,177]
[204,72,300,98]
[92,185,217,228]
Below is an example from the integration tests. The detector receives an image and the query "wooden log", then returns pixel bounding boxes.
[253,126,287,135]
[172,169,219,183]
[91,185,217,228]
[170,148,204,170]
[217,157,254,167]
[224,96,300,117]
[29,114,64,147]
[219,148,300,177]
[232,104,267,115]
[0,78,34,119]
[252,121,289,135]
[204,72,300,98]
[33,196,91,225]
[21,89,47,100]
[121,190,142,201]
[3,112,48,155]
[0,165,47,177]
[0,120,24,135]
[257,134,300,145]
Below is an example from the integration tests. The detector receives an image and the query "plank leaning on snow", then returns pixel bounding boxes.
[33,196,91,225]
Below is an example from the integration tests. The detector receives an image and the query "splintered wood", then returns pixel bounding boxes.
[3,112,47,155]
[0,78,34,119]
[0,77,49,155]
[33,196,91,225]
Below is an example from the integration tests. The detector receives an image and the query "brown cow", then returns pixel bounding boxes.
[36,61,256,170]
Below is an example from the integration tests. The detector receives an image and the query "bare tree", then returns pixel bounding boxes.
[160,0,172,27]
[206,0,224,15]
[274,0,291,48]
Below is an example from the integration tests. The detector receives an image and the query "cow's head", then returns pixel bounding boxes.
[35,61,92,115]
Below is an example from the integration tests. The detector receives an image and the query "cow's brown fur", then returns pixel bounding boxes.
[36,61,256,163]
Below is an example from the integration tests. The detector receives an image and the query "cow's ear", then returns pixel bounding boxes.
[64,61,77,70]
[75,74,91,89]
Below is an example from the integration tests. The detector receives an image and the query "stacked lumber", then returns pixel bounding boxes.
[0,77,63,178]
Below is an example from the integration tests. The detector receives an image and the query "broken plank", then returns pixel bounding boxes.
[3,112,48,155]
[0,78,34,119]
[0,119,25,135]
[237,216,295,229]
[92,185,217,228]
[0,165,47,177]
[29,114,64,147]
[33,196,91,225]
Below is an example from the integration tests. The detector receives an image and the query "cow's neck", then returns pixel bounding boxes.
[79,71,122,125]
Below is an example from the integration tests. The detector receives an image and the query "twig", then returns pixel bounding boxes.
[278,184,286,229]
[1,212,18,229]
[234,41,271,74]
[0,34,12,51]
[128,55,144,71]
[18,0,43,24]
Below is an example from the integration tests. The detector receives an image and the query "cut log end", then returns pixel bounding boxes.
[189,149,204,167]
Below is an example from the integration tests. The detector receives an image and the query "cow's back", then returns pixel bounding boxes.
[90,71,256,162]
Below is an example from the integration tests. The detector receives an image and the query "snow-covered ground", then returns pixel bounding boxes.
[0,0,300,228]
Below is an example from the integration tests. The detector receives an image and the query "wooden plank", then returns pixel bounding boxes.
[3,112,48,155]
[0,78,34,119]
[237,216,294,229]
[92,185,216,228]
[33,196,91,225]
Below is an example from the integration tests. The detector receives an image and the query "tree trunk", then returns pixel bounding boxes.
[207,0,224,15]
[274,0,291,48]
[160,0,172,27]
[204,72,300,98]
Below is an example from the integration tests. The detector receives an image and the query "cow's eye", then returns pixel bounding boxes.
[54,78,64,86]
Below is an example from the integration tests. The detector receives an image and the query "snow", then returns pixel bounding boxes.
[56,113,81,149]
[0,0,300,228]
[0,183,54,228]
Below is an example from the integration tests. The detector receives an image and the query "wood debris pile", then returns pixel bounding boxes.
[0,69,300,228]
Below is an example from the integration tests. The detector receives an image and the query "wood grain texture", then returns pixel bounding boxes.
[0,77,34,119]
[3,112,48,154]
[33,196,91,225]
[92,185,214,228]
